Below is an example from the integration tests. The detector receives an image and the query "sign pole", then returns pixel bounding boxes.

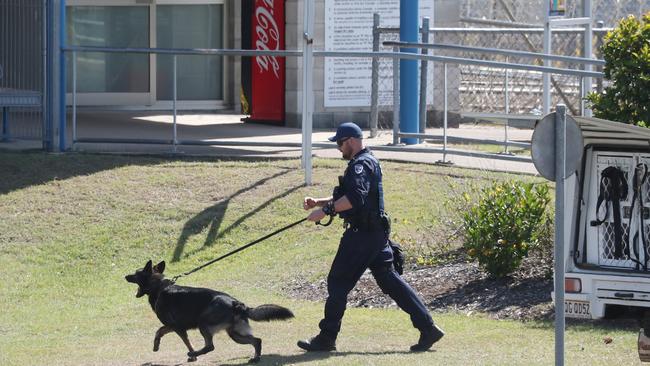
[543,0,551,114]
[301,0,314,185]
[532,105,583,366]
[554,104,567,366]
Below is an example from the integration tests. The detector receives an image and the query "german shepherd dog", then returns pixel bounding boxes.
[125,260,294,363]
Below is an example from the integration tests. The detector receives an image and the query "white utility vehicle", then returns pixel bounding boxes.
[558,116,650,361]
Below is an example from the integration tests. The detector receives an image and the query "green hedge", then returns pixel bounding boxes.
[463,181,551,278]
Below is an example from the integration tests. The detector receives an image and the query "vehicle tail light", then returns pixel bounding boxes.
[565,278,582,293]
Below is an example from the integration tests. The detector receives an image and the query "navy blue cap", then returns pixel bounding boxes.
[328,122,363,142]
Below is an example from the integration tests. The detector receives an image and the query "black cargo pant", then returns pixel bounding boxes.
[318,227,435,339]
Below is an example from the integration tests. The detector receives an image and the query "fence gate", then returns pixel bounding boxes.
[0,0,45,146]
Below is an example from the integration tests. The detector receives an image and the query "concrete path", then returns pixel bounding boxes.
[1,111,539,175]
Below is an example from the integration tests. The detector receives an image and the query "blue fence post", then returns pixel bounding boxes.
[399,0,418,145]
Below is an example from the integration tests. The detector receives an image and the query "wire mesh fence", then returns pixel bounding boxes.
[0,0,44,141]
[461,0,650,28]
[375,28,605,130]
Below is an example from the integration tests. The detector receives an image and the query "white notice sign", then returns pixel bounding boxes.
[324,0,433,107]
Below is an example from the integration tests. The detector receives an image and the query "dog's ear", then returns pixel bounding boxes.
[153,261,165,274]
[144,260,153,273]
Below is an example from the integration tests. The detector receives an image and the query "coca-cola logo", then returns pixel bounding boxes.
[255,0,281,79]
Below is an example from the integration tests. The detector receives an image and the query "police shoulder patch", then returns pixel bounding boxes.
[354,164,364,174]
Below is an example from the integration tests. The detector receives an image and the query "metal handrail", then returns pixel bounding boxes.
[63,45,603,78]
[382,41,606,66]
[63,45,303,57]
[64,44,587,165]
[459,17,543,28]
[397,132,531,149]
[378,26,612,34]
[315,50,602,78]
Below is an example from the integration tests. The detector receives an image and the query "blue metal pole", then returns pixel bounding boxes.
[58,0,66,151]
[399,0,419,145]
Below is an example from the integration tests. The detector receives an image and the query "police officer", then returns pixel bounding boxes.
[297,122,444,352]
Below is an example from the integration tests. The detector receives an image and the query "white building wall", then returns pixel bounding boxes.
[231,1,460,128]
[284,0,460,128]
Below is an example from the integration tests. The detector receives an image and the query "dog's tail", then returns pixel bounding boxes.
[246,304,294,322]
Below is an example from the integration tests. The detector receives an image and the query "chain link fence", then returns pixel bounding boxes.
[0,0,45,141]
[374,0,650,131]
[375,28,604,130]
[462,0,650,28]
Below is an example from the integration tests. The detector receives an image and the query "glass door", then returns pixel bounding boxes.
[66,1,153,105]
[66,0,225,108]
[155,2,224,108]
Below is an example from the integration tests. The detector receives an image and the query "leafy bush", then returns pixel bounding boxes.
[463,181,551,278]
[586,12,650,127]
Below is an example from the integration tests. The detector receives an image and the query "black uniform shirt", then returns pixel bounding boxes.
[338,148,382,220]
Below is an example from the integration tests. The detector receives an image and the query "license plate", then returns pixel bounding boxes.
[565,300,591,319]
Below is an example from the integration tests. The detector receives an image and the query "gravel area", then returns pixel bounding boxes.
[285,249,555,321]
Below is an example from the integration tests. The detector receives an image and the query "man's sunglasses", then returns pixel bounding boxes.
[336,137,350,147]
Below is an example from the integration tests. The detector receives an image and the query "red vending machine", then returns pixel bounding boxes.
[241,0,285,124]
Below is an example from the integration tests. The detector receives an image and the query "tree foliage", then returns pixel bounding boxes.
[586,12,650,126]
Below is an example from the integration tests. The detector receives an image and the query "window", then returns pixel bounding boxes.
[66,0,225,107]
[66,6,149,93]
[156,4,224,101]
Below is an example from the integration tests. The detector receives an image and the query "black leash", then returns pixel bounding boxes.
[629,163,649,270]
[170,215,334,283]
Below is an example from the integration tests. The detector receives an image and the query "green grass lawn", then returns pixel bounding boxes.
[0,150,643,365]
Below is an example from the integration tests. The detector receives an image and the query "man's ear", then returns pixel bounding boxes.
[153,261,166,274]
[144,260,153,273]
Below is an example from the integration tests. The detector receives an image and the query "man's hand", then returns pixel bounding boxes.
[303,197,319,210]
[307,208,327,222]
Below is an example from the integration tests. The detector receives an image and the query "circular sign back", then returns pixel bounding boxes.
[531,113,583,181]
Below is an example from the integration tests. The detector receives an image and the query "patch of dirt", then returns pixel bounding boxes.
[285,249,555,321]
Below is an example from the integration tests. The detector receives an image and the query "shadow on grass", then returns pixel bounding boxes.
[0,150,304,197]
[566,317,641,332]
[139,350,412,366]
[0,150,165,195]
[526,314,642,333]
[172,168,304,262]
[217,349,417,366]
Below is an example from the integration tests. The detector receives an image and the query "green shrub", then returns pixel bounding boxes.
[586,12,650,127]
[463,181,551,278]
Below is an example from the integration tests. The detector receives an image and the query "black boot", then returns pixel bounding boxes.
[297,334,336,352]
[410,325,444,352]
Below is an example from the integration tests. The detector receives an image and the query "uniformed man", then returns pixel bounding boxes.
[297,122,444,352]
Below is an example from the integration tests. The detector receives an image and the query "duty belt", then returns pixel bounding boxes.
[344,217,383,231]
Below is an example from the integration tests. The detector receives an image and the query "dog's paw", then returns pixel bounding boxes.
[153,345,159,352]
[248,356,260,363]
[187,350,198,362]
